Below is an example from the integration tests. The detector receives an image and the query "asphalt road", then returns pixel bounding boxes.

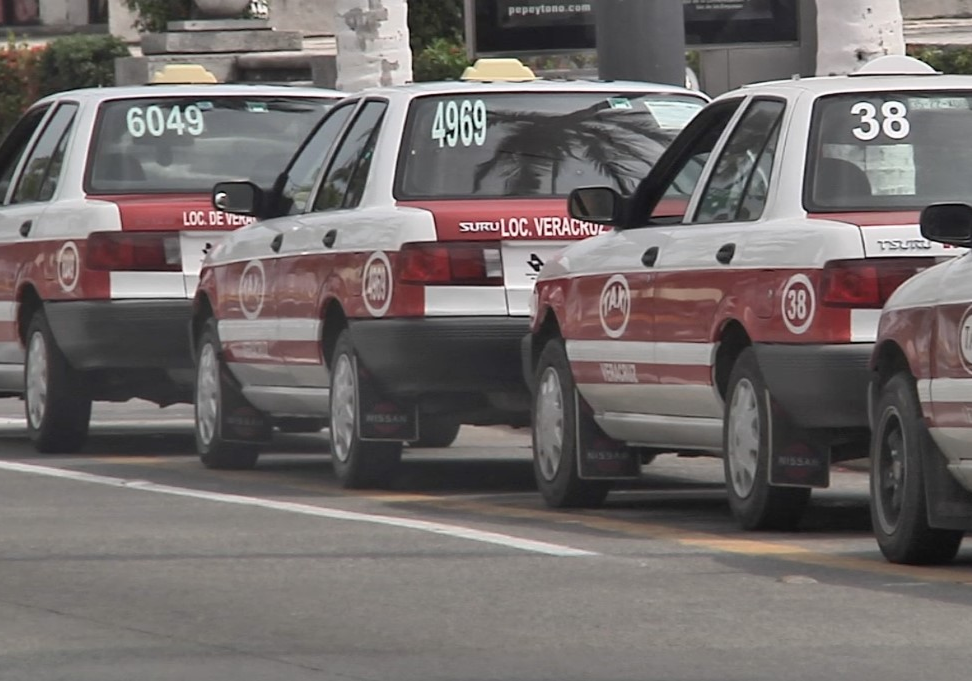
[1,400,972,681]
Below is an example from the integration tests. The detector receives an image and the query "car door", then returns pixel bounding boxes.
[577,99,744,444]
[0,102,72,390]
[273,99,388,389]
[649,98,786,432]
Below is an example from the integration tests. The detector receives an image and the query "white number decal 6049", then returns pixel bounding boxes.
[851,101,910,141]
[126,104,205,139]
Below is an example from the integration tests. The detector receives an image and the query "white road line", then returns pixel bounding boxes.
[0,461,598,558]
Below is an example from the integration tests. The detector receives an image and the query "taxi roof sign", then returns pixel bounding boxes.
[850,54,940,77]
[460,58,536,82]
[149,64,219,85]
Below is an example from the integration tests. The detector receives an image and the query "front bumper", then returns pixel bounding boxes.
[348,317,531,397]
[754,342,873,429]
[45,299,193,371]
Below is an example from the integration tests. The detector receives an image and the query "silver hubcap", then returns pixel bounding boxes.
[727,378,761,499]
[875,407,906,535]
[196,342,220,446]
[331,353,356,464]
[535,367,565,482]
[25,331,48,429]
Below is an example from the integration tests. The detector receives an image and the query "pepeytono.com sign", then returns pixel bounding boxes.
[465,0,799,56]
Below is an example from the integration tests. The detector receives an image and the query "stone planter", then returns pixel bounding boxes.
[193,0,252,18]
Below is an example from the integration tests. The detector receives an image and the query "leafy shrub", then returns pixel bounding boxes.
[413,37,471,82]
[408,0,463,53]
[907,44,972,74]
[0,41,43,136]
[37,35,131,98]
[124,0,193,33]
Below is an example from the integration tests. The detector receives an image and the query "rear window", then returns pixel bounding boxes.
[806,90,972,211]
[86,96,334,194]
[395,92,706,199]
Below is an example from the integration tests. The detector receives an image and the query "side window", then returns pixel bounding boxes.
[279,102,355,216]
[694,99,785,224]
[0,105,51,204]
[640,99,743,224]
[12,103,78,205]
[312,100,387,212]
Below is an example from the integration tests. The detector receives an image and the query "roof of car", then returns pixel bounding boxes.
[353,78,707,101]
[35,83,346,107]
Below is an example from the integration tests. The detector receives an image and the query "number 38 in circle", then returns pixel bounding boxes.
[781,274,815,335]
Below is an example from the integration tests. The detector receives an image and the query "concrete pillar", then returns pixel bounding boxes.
[108,0,140,41]
[40,0,88,26]
[334,0,411,91]
[815,0,905,76]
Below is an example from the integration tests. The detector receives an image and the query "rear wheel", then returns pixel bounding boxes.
[723,348,810,531]
[328,331,402,488]
[409,416,461,448]
[24,310,91,453]
[194,319,260,470]
[532,338,610,508]
[870,372,963,565]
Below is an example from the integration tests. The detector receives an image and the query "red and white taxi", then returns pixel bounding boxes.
[525,55,972,530]
[193,62,708,483]
[869,202,972,564]
[0,68,341,452]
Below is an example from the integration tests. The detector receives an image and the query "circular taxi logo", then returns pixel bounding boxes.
[239,260,265,320]
[599,274,630,339]
[363,251,393,318]
[959,305,972,373]
[56,241,79,293]
[781,273,815,335]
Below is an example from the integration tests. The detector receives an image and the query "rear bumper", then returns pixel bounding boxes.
[754,342,873,429]
[45,299,193,371]
[348,317,530,397]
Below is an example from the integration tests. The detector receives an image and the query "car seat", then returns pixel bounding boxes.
[812,157,872,207]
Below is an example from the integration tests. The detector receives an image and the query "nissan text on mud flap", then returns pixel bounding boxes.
[868,203,972,566]
[0,72,342,453]
[524,55,972,529]
[192,60,708,485]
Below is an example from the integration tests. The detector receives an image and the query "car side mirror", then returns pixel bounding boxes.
[213,181,264,217]
[920,203,972,247]
[568,186,623,225]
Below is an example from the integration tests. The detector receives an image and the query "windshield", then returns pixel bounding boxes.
[395,92,706,199]
[806,90,972,211]
[86,96,335,194]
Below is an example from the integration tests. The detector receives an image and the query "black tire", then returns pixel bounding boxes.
[531,338,611,508]
[328,330,402,489]
[409,417,461,448]
[723,347,810,531]
[276,418,326,434]
[24,310,91,453]
[194,319,260,470]
[870,372,963,565]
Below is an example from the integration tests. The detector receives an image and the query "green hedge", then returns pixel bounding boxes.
[907,44,972,74]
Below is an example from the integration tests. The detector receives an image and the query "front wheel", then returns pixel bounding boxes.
[194,320,260,470]
[723,347,810,531]
[24,310,91,453]
[532,338,611,508]
[870,372,963,565]
[328,330,402,488]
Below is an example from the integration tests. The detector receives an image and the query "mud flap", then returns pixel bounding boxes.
[355,357,418,442]
[218,365,272,444]
[767,391,830,488]
[575,390,640,481]
[922,432,972,531]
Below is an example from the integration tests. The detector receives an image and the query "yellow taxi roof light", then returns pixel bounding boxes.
[460,58,537,82]
[149,64,219,85]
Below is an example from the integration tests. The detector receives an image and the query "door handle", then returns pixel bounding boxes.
[322,229,337,248]
[642,246,659,267]
[716,243,736,265]
[19,220,31,237]
[270,233,283,253]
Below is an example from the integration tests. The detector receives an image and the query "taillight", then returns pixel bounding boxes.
[820,258,935,308]
[398,241,503,285]
[86,231,181,272]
